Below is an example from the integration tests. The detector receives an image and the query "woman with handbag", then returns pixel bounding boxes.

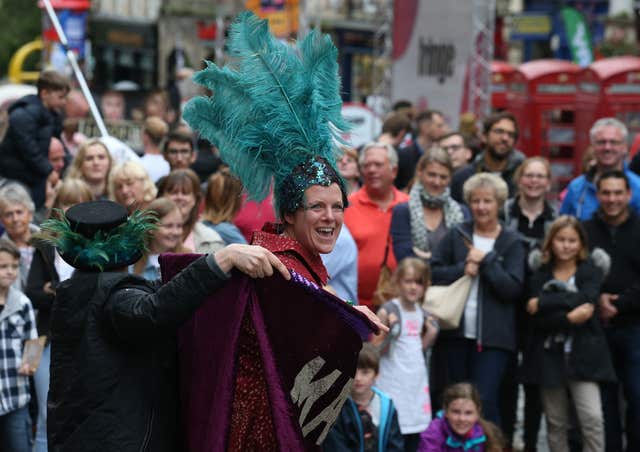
[521,216,614,452]
[430,173,525,425]
[390,147,469,262]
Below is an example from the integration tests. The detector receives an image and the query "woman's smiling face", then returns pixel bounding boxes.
[284,183,344,254]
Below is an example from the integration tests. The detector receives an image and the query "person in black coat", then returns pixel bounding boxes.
[0,70,69,208]
[431,173,525,426]
[26,180,94,451]
[40,200,290,452]
[498,157,556,451]
[582,170,640,452]
[521,216,615,452]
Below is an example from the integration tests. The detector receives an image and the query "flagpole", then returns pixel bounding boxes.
[41,0,109,138]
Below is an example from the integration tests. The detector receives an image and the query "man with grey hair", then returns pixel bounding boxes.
[560,117,640,220]
[344,142,409,309]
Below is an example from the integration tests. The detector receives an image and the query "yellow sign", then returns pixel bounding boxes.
[8,39,43,84]
[511,15,552,36]
[245,0,299,38]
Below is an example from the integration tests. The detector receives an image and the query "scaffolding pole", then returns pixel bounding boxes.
[467,0,496,120]
[371,0,394,115]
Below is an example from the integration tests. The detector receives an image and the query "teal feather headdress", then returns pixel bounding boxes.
[183,11,350,216]
[37,208,157,272]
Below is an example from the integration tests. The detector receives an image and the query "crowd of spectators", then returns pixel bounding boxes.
[0,69,637,452]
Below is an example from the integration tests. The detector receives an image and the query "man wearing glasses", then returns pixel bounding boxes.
[438,131,473,173]
[450,111,525,203]
[561,117,640,220]
[162,130,197,171]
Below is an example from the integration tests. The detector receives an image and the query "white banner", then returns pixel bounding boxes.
[391,0,474,128]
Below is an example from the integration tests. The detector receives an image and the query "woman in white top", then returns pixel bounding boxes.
[431,173,525,426]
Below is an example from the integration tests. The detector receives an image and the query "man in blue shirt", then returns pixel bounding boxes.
[561,117,640,220]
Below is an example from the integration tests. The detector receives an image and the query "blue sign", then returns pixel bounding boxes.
[57,9,87,57]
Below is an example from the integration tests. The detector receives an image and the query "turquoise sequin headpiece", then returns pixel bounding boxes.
[183,11,350,216]
[279,156,348,215]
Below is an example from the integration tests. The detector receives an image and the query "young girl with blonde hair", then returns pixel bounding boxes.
[375,257,439,452]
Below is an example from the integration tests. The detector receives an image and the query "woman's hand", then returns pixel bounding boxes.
[599,293,619,321]
[464,261,479,277]
[422,315,439,349]
[353,305,389,335]
[213,244,290,280]
[464,247,485,276]
[526,297,539,315]
[43,282,56,296]
[44,171,61,209]
[18,362,36,376]
[466,247,486,264]
[567,303,594,325]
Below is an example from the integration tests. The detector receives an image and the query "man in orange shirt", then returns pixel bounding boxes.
[344,142,409,308]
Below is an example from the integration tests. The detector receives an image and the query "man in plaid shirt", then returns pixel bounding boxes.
[0,239,38,451]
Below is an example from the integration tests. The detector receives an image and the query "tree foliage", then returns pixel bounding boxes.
[0,0,41,79]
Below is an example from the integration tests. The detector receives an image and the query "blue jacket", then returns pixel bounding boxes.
[560,167,640,220]
[323,388,404,452]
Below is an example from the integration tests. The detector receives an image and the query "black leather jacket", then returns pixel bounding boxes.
[47,255,229,452]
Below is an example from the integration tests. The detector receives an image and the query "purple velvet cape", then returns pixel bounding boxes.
[160,253,376,451]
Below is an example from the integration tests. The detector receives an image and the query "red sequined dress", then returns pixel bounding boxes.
[226,223,328,451]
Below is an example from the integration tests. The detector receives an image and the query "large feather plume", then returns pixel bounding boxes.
[183,11,349,203]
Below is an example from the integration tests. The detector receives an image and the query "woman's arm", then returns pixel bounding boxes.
[390,204,415,262]
[25,248,55,313]
[537,291,587,315]
[478,235,525,302]
[528,262,602,330]
[422,315,439,349]
[431,229,465,284]
[104,245,290,341]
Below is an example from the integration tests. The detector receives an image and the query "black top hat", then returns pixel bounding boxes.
[66,200,128,238]
[40,200,156,271]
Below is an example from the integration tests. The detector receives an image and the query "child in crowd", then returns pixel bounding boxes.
[521,216,614,452]
[323,343,404,451]
[418,383,503,452]
[374,257,439,452]
[0,239,38,451]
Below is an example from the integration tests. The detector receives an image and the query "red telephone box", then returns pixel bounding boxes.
[508,59,580,191]
[491,61,515,112]
[576,56,640,159]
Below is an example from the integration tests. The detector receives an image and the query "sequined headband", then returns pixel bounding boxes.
[277,156,348,216]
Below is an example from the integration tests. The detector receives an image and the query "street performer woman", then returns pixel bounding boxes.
[171,11,385,451]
